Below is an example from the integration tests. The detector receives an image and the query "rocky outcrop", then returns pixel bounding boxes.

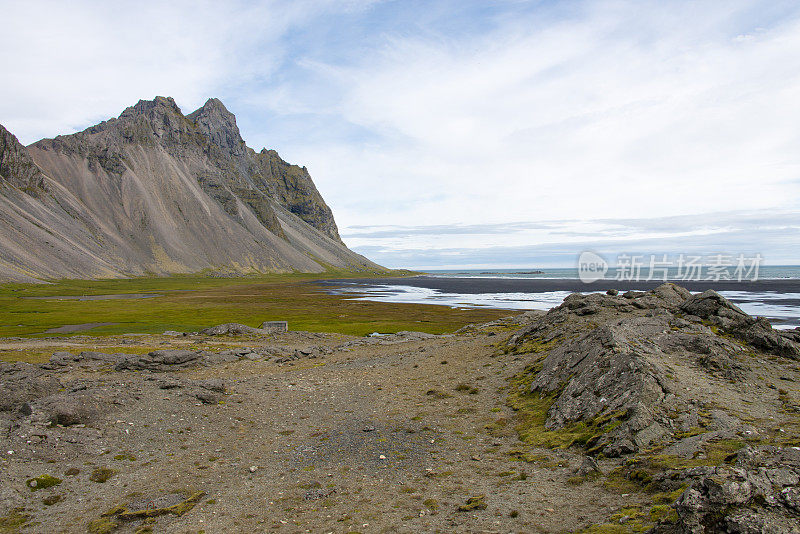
[507,283,800,457]
[114,350,209,371]
[680,289,800,358]
[0,362,61,413]
[0,97,382,282]
[36,392,106,426]
[504,284,800,531]
[253,148,341,241]
[0,125,46,194]
[654,446,800,533]
[41,343,326,372]
[186,97,247,157]
[200,323,273,336]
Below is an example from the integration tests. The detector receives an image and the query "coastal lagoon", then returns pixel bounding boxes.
[323,268,800,329]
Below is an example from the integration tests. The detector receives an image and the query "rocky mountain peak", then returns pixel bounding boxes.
[119,96,182,120]
[187,98,245,156]
[0,124,46,194]
[98,95,192,148]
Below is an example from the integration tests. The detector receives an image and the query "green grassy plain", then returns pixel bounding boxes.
[0,271,510,338]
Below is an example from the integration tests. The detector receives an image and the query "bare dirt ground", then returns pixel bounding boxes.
[0,325,636,533]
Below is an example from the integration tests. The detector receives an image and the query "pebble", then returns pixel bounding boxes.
[249,465,258,473]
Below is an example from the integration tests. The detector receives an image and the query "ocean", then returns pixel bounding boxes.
[424,266,800,280]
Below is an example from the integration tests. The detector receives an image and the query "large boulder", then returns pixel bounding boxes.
[44,351,129,369]
[737,318,800,359]
[679,289,799,358]
[0,362,61,412]
[115,350,205,371]
[679,289,748,322]
[259,321,288,332]
[36,392,105,426]
[200,323,269,336]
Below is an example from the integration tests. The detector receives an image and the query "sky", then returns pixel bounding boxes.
[1,0,799,269]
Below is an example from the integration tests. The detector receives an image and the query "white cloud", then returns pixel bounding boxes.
[282,1,800,236]
[347,210,800,269]
[0,0,376,142]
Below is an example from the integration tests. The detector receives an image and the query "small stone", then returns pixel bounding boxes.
[378,455,387,460]
[42,494,62,506]
[195,391,221,404]
[249,466,258,473]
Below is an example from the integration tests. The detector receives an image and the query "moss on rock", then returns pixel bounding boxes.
[26,474,62,491]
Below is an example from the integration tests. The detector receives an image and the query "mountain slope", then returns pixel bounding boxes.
[0,97,381,282]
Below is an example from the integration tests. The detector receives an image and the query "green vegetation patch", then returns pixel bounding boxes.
[454,383,480,394]
[625,438,749,476]
[456,495,487,512]
[506,363,625,450]
[508,336,561,355]
[0,272,509,350]
[26,474,61,491]
[116,491,205,520]
[588,439,752,534]
[579,500,681,533]
[579,502,678,533]
[90,491,205,533]
[0,508,30,533]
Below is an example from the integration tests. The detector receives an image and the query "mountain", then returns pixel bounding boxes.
[0,97,382,282]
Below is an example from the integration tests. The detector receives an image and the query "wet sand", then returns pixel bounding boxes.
[44,322,119,334]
